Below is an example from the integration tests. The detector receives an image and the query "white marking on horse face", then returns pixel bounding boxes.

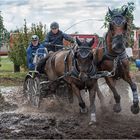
[91,113,96,122]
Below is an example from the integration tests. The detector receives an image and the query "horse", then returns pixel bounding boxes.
[38,38,105,124]
[95,7,139,114]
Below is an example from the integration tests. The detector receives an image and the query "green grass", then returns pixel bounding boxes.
[0,56,27,81]
[0,56,13,72]
[0,72,27,79]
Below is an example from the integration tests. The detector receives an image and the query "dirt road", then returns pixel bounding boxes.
[0,79,140,139]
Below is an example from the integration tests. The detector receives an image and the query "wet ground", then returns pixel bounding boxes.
[0,78,140,139]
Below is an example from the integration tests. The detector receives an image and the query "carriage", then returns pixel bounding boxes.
[23,46,73,108]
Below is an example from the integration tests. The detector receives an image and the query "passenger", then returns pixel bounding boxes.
[26,35,45,70]
[44,21,74,52]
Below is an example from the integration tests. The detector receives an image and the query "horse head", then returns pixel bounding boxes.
[108,7,128,54]
[74,37,96,81]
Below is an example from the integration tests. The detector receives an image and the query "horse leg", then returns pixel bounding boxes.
[71,84,88,113]
[96,81,106,109]
[89,84,97,125]
[105,77,121,113]
[123,74,139,114]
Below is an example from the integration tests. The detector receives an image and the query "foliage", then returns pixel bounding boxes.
[0,11,10,46]
[8,19,47,68]
[0,11,10,64]
[8,31,27,66]
[31,22,47,42]
[103,2,135,47]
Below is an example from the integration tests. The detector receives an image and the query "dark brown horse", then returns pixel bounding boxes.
[95,7,139,114]
[42,38,105,124]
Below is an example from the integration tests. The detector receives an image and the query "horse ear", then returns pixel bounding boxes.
[122,7,128,16]
[108,7,113,17]
[88,38,94,48]
[76,37,82,46]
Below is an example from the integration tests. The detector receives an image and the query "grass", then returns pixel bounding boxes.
[0,56,13,72]
[0,72,27,79]
[0,56,27,81]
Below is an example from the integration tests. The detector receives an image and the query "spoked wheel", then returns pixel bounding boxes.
[32,76,41,108]
[23,77,34,104]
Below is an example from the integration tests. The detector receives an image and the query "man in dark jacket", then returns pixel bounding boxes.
[26,35,46,70]
[44,21,74,52]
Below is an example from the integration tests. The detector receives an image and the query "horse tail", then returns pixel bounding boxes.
[36,54,50,74]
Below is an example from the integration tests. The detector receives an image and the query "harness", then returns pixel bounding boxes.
[95,32,128,79]
[70,55,96,79]
[97,34,128,66]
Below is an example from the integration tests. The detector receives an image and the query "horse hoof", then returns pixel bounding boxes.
[80,107,88,114]
[131,104,140,114]
[113,103,121,113]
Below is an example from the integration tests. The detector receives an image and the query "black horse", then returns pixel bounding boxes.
[36,37,105,124]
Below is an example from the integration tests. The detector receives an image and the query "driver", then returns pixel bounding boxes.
[44,21,74,52]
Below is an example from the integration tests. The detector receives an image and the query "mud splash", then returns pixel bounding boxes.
[0,79,140,139]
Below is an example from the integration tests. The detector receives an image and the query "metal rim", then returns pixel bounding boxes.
[32,76,41,108]
[23,77,34,104]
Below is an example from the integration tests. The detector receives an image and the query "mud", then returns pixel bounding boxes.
[0,79,140,139]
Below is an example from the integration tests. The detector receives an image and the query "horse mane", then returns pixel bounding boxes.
[105,30,112,53]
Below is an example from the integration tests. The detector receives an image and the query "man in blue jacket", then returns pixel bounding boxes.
[44,21,74,52]
[36,22,74,73]
[26,35,46,70]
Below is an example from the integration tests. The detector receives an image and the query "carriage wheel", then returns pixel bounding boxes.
[23,77,34,104]
[32,76,41,108]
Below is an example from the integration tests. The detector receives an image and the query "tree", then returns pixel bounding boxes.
[103,2,135,47]
[0,11,9,67]
[8,30,27,72]
[0,11,4,47]
[30,22,47,42]
[0,11,9,45]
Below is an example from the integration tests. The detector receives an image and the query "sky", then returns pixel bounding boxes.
[0,0,140,36]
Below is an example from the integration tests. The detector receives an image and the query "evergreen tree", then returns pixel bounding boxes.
[0,11,9,67]
[0,11,5,47]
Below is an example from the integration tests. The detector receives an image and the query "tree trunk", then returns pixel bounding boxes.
[14,64,20,72]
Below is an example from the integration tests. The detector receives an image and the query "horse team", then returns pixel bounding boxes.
[34,8,140,124]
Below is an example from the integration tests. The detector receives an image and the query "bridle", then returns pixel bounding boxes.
[72,46,96,78]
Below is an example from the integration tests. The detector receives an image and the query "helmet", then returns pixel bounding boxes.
[50,22,59,29]
[31,35,39,41]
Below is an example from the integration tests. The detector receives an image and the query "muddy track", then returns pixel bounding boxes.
[0,79,140,139]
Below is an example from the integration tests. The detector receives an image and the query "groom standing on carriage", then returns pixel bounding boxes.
[26,35,46,70]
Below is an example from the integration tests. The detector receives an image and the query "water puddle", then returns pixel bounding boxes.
[0,86,22,94]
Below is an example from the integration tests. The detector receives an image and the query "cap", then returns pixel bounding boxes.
[31,35,39,41]
[50,22,59,29]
